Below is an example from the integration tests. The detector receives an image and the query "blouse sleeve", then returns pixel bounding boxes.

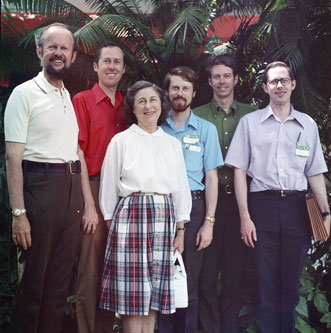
[172,140,192,223]
[99,136,122,220]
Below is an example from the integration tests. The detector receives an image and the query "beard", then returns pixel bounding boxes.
[170,96,192,112]
[44,56,70,80]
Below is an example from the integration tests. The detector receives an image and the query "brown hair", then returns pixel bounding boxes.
[163,66,199,92]
[206,55,238,77]
[262,61,295,84]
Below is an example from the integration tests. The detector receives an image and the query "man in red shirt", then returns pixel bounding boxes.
[72,42,126,333]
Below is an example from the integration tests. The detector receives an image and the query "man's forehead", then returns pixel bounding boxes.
[170,75,193,86]
[211,64,233,75]
[100,46,124,59]
[267,66,290,78]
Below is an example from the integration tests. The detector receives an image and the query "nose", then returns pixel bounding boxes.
[276,80,282,88]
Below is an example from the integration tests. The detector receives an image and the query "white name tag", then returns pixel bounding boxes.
[295,144,310,157]
[186,144,201,152]
[183,134,199,144]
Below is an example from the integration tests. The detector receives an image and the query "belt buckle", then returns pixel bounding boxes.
[69,161,74,174]
[225,185,232,195]
[281,190,286,197]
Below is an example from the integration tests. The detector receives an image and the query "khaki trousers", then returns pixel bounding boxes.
[76,180,114,333]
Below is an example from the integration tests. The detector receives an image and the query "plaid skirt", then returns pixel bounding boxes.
[99,192,176,315]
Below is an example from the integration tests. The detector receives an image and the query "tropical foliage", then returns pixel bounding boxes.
[0,0,330,332]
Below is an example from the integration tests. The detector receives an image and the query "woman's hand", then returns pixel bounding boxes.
[173,221,185,254]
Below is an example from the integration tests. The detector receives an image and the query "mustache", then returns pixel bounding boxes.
[50,55,65,62]
[173,96,187,102]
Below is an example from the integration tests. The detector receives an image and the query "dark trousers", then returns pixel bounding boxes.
[158,198,205,333]
[198,185,246,333]
[249,191,311,333]
[12,170,83,333]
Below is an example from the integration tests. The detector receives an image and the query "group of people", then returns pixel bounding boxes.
[4,22,330,333]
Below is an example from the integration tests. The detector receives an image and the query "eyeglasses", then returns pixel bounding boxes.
[267,78,291,88]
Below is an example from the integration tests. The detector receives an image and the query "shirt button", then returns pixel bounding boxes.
[225,176,228,179]
[225,146,228,149]
[224,118,227,121]
[154,277,158,281]
[225,132,228,135]
[156,233,160,237]
[116,123,119,127]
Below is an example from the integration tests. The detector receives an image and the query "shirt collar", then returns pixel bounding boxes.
[34,71,65,94]
[92,83,124,106]
[260,104,305,129]
[165,110,198,130]
[130,123,164,137]
[212,98,238,116]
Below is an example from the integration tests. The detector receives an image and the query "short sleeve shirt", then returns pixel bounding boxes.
[4,72,79,162]
[161,111,224,191]
[72,83,126,176]
[225,105,327,191]
[193,99,256,185]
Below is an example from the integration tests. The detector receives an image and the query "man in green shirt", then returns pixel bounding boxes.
[193,55,257,333]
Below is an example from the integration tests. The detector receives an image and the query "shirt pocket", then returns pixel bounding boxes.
[184,147,204,172]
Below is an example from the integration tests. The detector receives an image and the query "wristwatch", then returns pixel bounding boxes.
[205,216,216,223]
[12,208,27,217]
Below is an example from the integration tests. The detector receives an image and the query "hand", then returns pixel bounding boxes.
[173,232,184,254]
[240,215,257,248]
[196,221,213,251]
[106,220,112,230]
[12,215,32,250]
[82,205,99,234]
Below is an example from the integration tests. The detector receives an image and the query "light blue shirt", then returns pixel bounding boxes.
[162,111,224,191]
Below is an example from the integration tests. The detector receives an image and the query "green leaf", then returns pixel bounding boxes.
[313,292,329,314]
[296,296,308,318]
[295,315,316,333]
[320,312,331,324]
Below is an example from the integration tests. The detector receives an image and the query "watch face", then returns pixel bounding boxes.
[13,209,21,216]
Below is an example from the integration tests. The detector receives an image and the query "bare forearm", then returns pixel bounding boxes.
[308,174,330,212]
[204,169,218,218]
[234,168,250,219]
[77,147,96,209]
[6,143,25,209]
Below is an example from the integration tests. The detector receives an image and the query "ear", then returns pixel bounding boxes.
[93,62,98,73]
[36,46,42,60]
[262,83,269,94]
[123,64,126,74]
[291,79,296,91]
[208,77,212,87]
[71,51,77,64]
[234,74,238,86]
[192,91,196,99]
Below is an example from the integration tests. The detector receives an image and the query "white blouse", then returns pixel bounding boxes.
[99,124,192,222]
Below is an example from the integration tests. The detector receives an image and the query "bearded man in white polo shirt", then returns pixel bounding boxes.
[5,23,90,333]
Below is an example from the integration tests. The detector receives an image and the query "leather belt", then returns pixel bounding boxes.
[89,176,100,182]
[253,190,305,197]
[220,183,234,195]
[191,190,204,201]
[22,160,81,174]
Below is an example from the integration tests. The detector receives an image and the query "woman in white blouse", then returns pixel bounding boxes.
[99,81,192,333]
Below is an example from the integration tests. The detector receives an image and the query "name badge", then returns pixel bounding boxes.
[183,134,199,144]
[186,144,201,152]
[295,144,310,157]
